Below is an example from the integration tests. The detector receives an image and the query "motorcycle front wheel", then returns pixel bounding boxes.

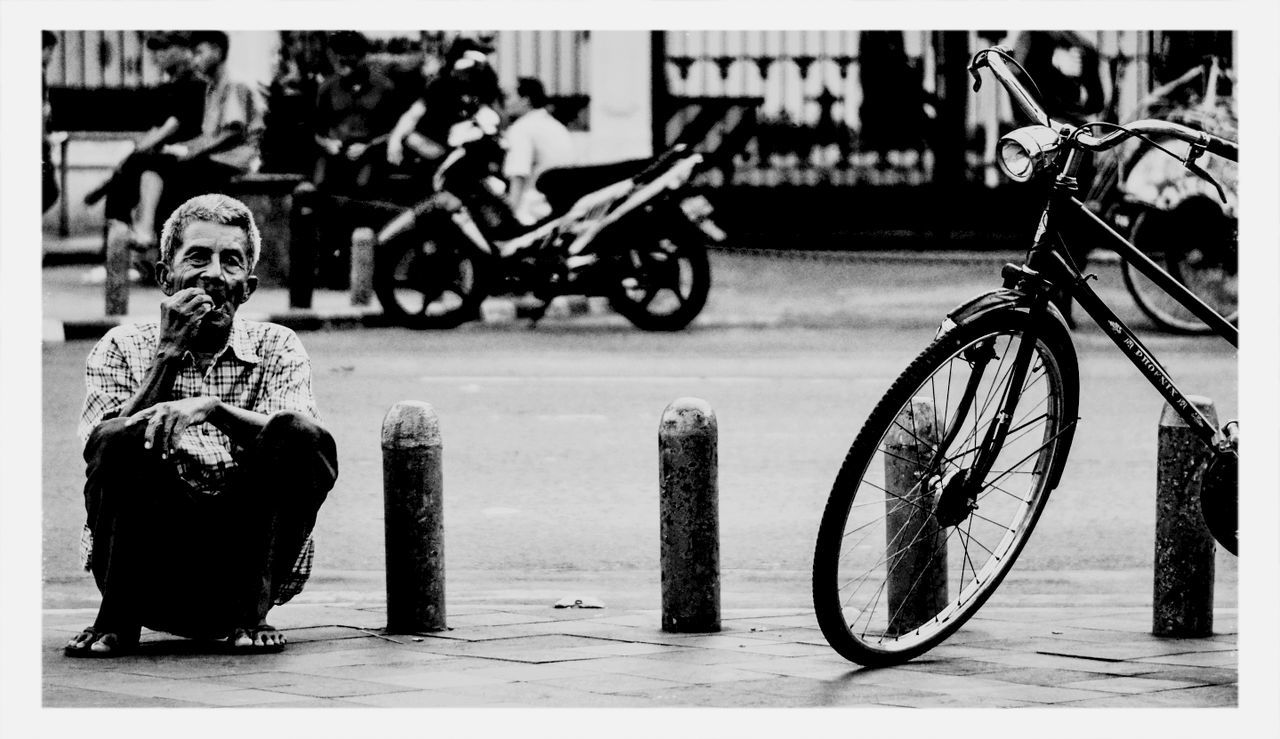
[608,228,711,331]
[1121,199,1238,334]
[374,232,488,329]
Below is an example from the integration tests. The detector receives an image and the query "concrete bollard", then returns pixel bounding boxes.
[349,227,375,306]
[104,222,131,316]
[382,401,447,633]
[659,397,720,633]
[288,182,317,309]
[883,397,948,635]
[1153,396,1217,637]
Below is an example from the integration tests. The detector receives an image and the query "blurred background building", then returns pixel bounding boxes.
[43,29,1233,250]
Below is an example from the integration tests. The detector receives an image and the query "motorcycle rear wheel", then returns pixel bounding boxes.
[608,230,710,331]
[374,233,488,329]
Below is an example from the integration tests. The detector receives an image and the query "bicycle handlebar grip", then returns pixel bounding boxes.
[985,52,1050,125]
[1203,133,1238,163]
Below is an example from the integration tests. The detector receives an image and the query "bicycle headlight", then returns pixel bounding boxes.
[997,125,1062,182]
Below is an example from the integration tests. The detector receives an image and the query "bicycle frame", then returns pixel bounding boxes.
[1019,176,1237,448]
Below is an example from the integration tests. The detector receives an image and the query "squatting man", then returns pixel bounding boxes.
[66,194,338,657]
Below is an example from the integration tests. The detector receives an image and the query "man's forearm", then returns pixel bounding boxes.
[113,348,186,419]
[135,118,181,153]
[208,399,270,447]
[185,126,245,159]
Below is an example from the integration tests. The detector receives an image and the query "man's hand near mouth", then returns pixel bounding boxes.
[158,287,217,358]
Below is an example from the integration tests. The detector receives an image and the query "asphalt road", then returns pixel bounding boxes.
[41,252,1239,610]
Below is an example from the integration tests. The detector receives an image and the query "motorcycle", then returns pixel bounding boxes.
[373,107,724,330]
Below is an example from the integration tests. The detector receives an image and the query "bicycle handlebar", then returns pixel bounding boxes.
[971,47,1238,163]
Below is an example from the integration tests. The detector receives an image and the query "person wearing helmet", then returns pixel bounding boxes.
[386,37,500,171]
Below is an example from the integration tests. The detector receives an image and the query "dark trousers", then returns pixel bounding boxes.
[103,150,238,227]
[83,411,338,639]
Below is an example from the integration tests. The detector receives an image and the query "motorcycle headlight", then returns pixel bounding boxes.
[997,125,1062,183]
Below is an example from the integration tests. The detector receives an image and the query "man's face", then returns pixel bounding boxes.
[192,42,224,76]
[158,220,258,332]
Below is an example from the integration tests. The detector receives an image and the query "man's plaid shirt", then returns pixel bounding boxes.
[77,318,323,604]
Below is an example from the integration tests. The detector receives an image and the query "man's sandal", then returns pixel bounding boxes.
[63,627,138,658]
[229,624,287,654]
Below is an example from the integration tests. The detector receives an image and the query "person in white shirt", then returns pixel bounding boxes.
[502,77,574,224]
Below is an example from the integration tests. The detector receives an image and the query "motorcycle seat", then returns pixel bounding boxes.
[536,157,655,214]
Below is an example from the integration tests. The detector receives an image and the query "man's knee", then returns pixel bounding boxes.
[260,411,338,485]
[263,410,330,445]
[84,416,143,464]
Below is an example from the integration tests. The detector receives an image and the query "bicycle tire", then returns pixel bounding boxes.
[1121,203,1238,335]
[813,307,1079,666]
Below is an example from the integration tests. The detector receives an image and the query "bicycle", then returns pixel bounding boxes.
[811,46,1239,667]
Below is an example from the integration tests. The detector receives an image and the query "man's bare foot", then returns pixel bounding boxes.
[230,622,287,653]
[64,626,139,658]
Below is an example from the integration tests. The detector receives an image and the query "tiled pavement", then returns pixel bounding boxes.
[43,601,1237,708]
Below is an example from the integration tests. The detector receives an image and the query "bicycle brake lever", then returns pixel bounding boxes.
[969,65,984,92]
[1185,158,1229,204]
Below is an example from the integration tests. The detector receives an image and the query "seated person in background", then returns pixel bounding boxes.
[103,31,263,280]
[311,31,400,195]
[65,194,338,658]
[502,77,574,224]
[98,31,206,279]
[386,37,501,172]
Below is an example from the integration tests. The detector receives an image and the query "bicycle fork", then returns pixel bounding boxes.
[925,298,1051,528]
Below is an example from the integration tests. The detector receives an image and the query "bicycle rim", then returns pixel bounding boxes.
[814,313,1076,665]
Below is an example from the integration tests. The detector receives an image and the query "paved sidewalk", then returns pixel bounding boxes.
[44,598,1236,708]
[39,243,1239,710]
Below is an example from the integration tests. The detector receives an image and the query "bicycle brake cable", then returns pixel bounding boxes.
[1073,121,1229,204]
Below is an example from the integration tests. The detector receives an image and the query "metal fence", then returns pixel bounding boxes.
[44,29,591,96]
[660,30,1167,188]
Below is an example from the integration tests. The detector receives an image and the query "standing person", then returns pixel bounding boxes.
[1014,31,1105,126]
[502,77,574,224]
[64,194,338,657]
[857,31,928,170]
[1014,31,1105,326]
[94,31,206,282]
[311,31,400,195]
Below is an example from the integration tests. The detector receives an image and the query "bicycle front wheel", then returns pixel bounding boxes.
[813,308,1079,666]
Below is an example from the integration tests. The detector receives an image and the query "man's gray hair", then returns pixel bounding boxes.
[159,193,262,270]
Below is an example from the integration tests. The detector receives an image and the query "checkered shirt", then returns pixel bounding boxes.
[77,318,323,605]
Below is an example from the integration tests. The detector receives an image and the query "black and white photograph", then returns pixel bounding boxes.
[2,1,1278,736]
